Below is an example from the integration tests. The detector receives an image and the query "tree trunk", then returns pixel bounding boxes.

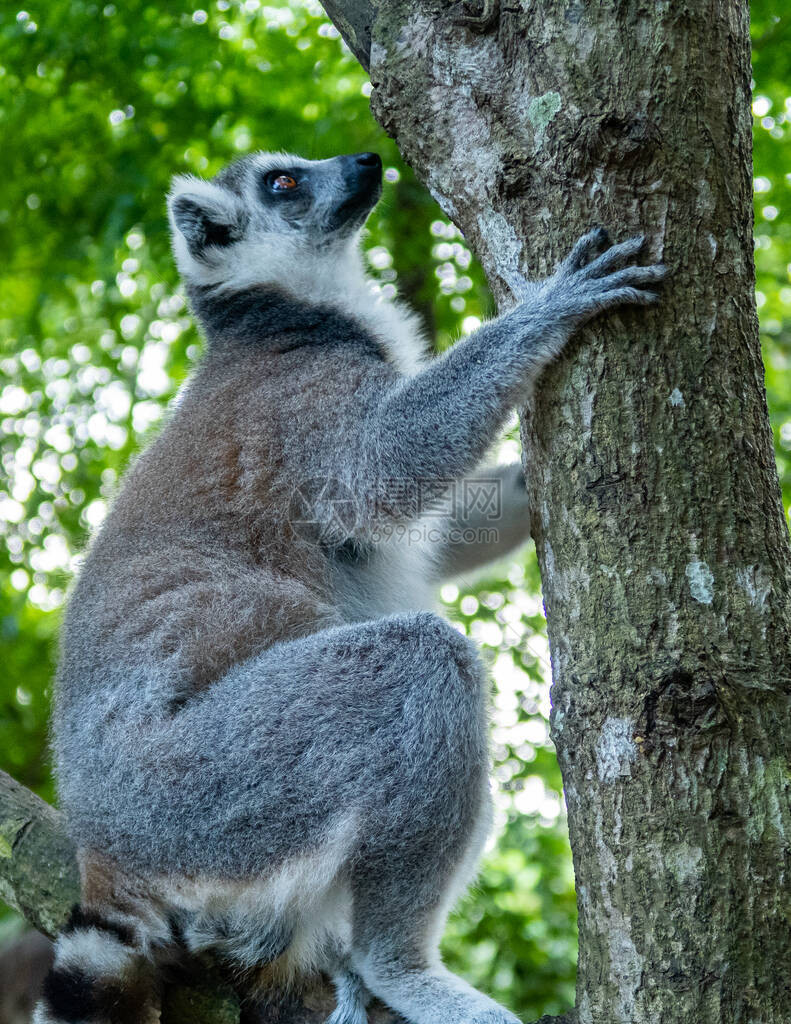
[322,1,791,1021]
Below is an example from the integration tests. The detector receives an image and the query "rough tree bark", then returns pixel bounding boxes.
[317,1,791,1022]
[4,3,790,1024]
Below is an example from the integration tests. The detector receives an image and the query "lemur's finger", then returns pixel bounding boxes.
[562,227,611,274]
[586,263,667,292]
[574,287,660,321]
[597,287,661,309]
[576,235,646,280]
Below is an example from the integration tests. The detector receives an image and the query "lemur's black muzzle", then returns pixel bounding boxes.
[328,152,383,233]
[346,152,382,184]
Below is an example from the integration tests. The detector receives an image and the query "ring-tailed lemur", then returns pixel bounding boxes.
[35,151,664,1024]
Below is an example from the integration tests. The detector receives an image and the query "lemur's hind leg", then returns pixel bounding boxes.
[343,617,519,1024]
[33,904,162,1024]
[350,812,522,1024]
[351,860,521,1024]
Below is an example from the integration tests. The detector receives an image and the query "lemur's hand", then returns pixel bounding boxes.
[539,227,666,329]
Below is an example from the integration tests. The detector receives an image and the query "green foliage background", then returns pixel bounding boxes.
[0,2,789,1018]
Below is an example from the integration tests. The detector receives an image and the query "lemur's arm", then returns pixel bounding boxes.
[362,230,663,515]
[428,463,531,581]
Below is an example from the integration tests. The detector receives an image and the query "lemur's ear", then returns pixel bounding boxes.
[167,176,246,259]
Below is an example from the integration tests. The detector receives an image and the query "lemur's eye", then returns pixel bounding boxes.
[269,173,298,192]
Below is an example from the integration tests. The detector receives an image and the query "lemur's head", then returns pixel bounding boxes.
[167,151,383,292]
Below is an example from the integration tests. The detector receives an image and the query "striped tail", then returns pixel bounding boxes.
[33,905,158,1024]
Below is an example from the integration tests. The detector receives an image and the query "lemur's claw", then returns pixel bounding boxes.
[591,225,611,247]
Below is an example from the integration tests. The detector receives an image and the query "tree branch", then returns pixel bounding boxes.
[320,0,374,70]
[0,771,79,938]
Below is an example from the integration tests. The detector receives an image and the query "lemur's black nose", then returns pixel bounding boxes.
[355,152,382,168]
[331,153,383,230]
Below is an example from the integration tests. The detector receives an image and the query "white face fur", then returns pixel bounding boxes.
[168,151,382,294]
[167,151,428,375]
